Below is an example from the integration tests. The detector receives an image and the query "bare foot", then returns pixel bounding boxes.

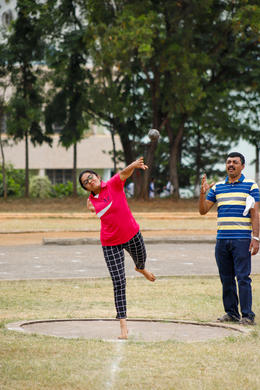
[135,267,156,282]
[118,318,128,339]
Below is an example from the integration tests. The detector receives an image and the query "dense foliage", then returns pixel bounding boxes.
[0,166,85,198]
[0,0,259,198]
[0,165,25,197]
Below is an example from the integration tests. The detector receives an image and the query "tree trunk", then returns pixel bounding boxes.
[167,115,187,199]
[255,143,260,186]
[0,131,7,200]
[111,127,117,174]
[117,127,142,196]
[73,142,77,197]
[119,131,134,166]
[139,67,161,200]
[194,129,202,197]
[0,93,7,199]
[140,139,158,199]
[25,132,29,197]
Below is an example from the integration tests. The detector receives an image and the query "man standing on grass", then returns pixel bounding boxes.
[199,152,259,325]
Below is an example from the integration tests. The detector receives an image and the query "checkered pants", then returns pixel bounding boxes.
[102,231,146,319]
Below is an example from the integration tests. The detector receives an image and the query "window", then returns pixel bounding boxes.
[46,169,73,184]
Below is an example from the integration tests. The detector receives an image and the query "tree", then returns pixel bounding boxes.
[44,0,91,196]
[5,0,52,197]
[84,65,151,196]
[181,88,252,194]
[5,0,256,200]
[0,44,9,200]
[86,0,260,198]
[0,94,8,200]
[82,1,154,198]
[237,92,260,184]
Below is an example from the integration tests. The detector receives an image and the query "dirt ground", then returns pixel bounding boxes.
[0,229,216,246]
[0,197,200,213]
[0,198,217,245]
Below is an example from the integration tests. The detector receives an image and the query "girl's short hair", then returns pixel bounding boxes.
[78,169,98,191]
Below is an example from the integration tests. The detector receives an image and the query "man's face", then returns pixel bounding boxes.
[226,157,244,179]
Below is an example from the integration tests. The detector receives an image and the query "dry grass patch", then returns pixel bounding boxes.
[0,277,225,322]
[1,276,260,390]
[0,217,216,233]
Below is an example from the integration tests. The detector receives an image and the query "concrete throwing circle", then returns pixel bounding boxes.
[6,318,250,342]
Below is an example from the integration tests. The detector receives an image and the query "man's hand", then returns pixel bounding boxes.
[199,174,215,215]
[201,174,215,194]
[249,238,259,256]
[250,204,259,255]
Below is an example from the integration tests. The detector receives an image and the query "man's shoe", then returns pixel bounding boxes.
[239,317,255,325]
[217,314,240,323]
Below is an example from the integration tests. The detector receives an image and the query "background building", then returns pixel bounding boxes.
[2,127,123,183]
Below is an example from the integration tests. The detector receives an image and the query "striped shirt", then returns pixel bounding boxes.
[207,174,260,239]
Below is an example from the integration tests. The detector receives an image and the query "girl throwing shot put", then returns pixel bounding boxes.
[79,157,156,339]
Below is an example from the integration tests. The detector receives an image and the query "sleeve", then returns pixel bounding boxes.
[108,173,125,191]
[207,185,216,203]
[250,182,260,202]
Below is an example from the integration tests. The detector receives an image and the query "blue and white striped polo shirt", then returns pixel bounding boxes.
[207,174,260,239]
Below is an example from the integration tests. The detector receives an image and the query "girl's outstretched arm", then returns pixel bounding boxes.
[119,157,148,181]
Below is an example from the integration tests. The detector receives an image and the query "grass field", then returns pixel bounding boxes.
[1,277,260,390]
[0,197,259,389]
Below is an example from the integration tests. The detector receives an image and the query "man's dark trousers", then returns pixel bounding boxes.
[215,239,255,320]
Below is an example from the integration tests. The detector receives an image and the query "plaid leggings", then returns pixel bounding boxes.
[102,231,146,319]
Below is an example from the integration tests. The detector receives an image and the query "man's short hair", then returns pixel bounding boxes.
[227,152,245,165]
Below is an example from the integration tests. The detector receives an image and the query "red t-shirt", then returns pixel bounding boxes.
[89,173,139,246]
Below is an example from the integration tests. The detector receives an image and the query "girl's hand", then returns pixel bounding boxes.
[134,157,148,170]
[120,157,148,181]
[87,198,95,213]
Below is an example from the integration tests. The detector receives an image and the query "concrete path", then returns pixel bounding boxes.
[7,318,250,343]
[1,241,260,280]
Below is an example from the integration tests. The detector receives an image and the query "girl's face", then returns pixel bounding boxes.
[81,172,101,194]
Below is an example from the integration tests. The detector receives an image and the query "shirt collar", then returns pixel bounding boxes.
[100,180,107,189]
[225,173,245,184]
[90,180,107,198]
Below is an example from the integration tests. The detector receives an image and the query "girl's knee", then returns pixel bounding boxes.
[113,276,126,289]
